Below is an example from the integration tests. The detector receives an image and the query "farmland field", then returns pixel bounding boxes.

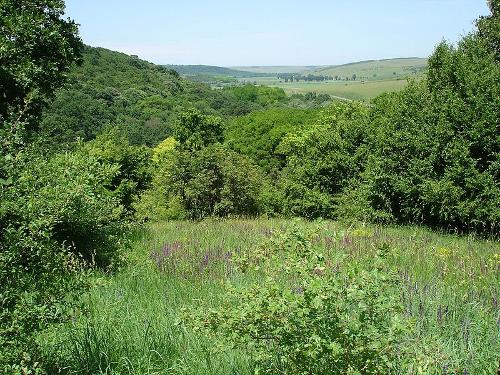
[39,219,500,374]
[239,76,412,101]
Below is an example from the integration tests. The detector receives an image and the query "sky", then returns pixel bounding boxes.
[64,0,490,67]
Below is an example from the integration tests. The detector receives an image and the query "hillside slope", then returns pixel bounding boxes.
[40,47,287,146]
[231,66,321,74]
[165,64,271,77]
[311,57,427,80]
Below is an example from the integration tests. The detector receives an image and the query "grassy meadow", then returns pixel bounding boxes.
[38,219,500,374]
[239,76,411,101]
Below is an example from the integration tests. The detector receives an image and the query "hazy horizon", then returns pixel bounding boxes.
[65,0,489,66]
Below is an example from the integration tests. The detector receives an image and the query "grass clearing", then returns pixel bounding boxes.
[39,219,500,374]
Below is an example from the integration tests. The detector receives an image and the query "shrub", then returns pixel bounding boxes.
[188,225,409,374]
[0,147,126,369]
[84,128,152,213]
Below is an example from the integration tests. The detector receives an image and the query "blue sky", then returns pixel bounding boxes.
[65,0,490,66]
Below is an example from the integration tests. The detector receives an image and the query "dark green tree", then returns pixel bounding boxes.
[0,0,82,127]
[173,109,224,150]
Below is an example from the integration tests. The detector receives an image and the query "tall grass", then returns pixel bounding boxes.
[39,219,499,374]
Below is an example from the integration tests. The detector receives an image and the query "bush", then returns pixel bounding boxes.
[84,128,152,213]
[188,225,409,374]
[0,147,127,369]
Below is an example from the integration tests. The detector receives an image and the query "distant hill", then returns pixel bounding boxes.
[311,58,427,81]
[166,58,427,80]
[231,66,321,74]
[165,65,272,78]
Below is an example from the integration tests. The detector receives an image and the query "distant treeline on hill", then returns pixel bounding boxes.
[165,64,274,78]
[277,73,335,82]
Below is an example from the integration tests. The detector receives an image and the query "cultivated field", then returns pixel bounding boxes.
[39,219,500,374]
[239,76,412,101]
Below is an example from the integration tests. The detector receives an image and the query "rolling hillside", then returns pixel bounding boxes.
[167,58,427,81]
[165,65,272,77]
[230,66,321,74]
[311,57,427,80]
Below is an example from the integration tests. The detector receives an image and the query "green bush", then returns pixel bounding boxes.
[84,128,152,213]
[188,225,409,374]
[0,147,127,370]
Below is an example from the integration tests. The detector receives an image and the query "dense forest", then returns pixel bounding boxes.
[1,0,499,373]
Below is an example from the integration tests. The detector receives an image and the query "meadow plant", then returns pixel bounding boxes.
[188,224,410,374]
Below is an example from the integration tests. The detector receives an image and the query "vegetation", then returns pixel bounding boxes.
[225,107,322,173]
[239,76,412,101]
[39,47,303,147]
[310,57,427,81]
[39,220,500,374]
[0,0,498,373]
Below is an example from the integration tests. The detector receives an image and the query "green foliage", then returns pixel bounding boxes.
[39,46,183,146]
[225,107,320,173]
[173,109,224,151]
[348,27,500,233]
[38,49,299,148]
[137,143,264,221]
[0,0,82,127]
[84,128,152,213]
[254,6,499,234]
[476,0,500,61]
[188,224,409,374]
[0,147,127,370]
[225,85,287,106]
[277,102,369,219]
[0,2,96,370]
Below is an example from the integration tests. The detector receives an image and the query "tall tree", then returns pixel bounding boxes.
[0,0,82,128]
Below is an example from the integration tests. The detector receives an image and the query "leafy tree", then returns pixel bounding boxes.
[173,109,224,150]
[342,17,500,233]
[0,0,82,127]
[0,1,129,370]
[225,108,321,173]
[277,102,369,219]
[476,0,500,60]
[137,143,263,220]
[84,128,152,212]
